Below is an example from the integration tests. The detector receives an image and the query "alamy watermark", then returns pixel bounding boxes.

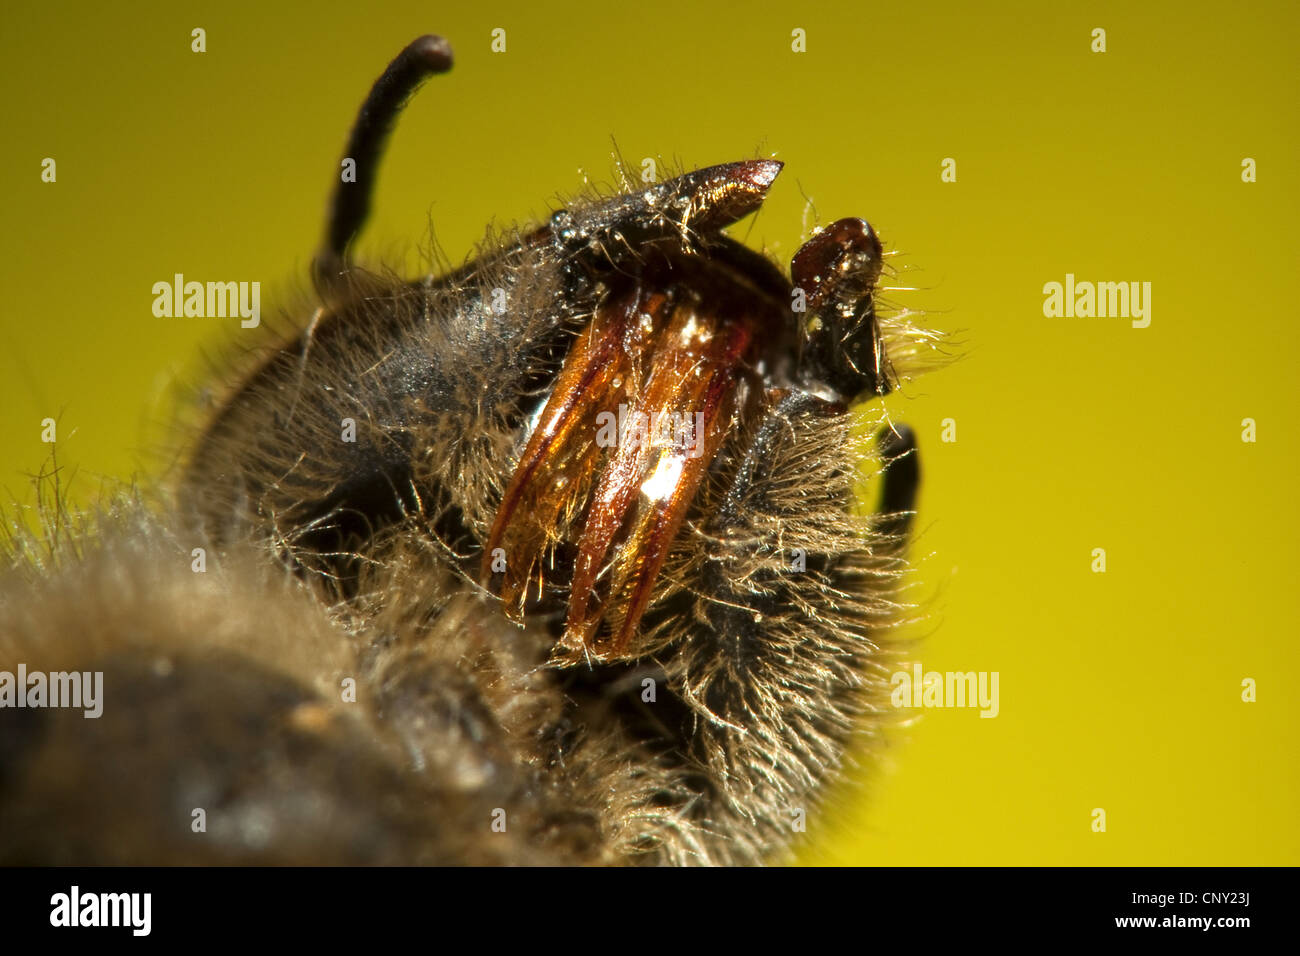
[152,273,260,328]
[0,664,103,718]
[890,662,999,718]
[1042,273,1151,328]
[595,403,707,459]
[50,886,150,936]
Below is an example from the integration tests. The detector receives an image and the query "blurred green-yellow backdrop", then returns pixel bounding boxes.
[2,0,1296,864]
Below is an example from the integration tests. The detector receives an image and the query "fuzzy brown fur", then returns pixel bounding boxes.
[0,264,935,866]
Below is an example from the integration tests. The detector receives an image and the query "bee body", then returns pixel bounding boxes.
[0,35,942,865]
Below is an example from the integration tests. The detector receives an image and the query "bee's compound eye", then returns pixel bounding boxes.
[790,217,881,303]
[791,217,889,401]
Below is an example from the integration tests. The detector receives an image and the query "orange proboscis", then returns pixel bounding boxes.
[481,286,640,614]
[483,274,757,656]
[564,311,747,654]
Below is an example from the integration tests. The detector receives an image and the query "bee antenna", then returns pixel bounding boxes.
[313,35,454,292]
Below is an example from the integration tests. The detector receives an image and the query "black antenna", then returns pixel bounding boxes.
[312,35,453,291]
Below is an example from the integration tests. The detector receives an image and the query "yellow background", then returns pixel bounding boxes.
[2,1,1295,864]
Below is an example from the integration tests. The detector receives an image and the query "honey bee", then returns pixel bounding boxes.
[0,35,944,865]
